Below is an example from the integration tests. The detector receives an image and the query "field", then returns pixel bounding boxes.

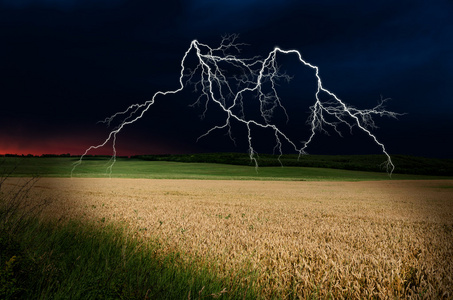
[3,156,453,180]
[3,176,452,298]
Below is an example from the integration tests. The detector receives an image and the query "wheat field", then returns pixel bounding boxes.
[7,177,453,299]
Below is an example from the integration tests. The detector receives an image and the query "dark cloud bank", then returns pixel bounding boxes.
[1,0,452,157]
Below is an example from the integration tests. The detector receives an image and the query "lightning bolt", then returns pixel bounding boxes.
[72,35,400,177]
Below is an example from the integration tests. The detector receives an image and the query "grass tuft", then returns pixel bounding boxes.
[0,216,261,299]
[0,164,260,299]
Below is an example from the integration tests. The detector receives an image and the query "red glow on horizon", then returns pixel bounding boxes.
[1,133,195,157]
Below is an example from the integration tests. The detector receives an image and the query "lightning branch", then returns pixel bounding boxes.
[72,35,400,177]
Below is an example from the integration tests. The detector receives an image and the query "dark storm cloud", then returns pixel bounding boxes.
[184,0,295,35]
[0,0,124,10]
[266,1,453,110]
[180,0,453,157]
[0,0,451,157]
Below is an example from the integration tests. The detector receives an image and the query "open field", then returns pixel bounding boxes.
[134,153,453,176]
[4,177,453,298]
[2,156,453,181]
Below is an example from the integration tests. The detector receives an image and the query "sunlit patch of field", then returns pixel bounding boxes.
[7,178,453,298]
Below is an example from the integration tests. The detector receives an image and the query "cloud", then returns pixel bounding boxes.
[184,0,296,35]
[189,0,294,8]
[0,0,123,10]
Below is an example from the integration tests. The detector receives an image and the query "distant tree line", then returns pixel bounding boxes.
[0,153,129,158]
[131,153,453,176]
[1,153,452,176]
[0,154,37,157]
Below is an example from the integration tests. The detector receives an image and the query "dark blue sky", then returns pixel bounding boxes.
[1,0,452,157]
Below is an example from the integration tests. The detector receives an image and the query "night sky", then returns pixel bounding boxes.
[1,0,452,158]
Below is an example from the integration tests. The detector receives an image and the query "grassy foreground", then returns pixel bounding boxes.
[2,161,452,298]
[0,180,259,299]
[3,156,453,181]
[3,177,453,299]
[1,219,259,299]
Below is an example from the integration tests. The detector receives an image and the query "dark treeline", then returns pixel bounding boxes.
[2,153,452,176]
[0,153,74,158]
[0,154,129,158]
[131,153,453,176]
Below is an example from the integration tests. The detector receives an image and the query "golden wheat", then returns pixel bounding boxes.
[5,178,452,299]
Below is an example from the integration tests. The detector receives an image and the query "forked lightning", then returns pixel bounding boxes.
[72,35,400,176]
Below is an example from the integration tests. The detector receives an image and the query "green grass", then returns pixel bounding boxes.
[2,154,452,298]
[0,157,444,181]
[0,167,259,299]
[134,153,453,176]
[1,219,259,299]
[1,208,259,300]
[2,156,452,181]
